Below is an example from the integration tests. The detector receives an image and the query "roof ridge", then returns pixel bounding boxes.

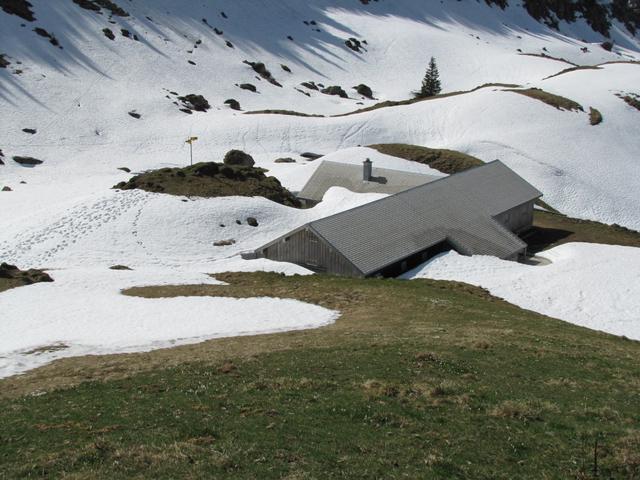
[309,160,503,228]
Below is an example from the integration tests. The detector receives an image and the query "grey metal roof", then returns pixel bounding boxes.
[297,161,440,202]
[306,161,542,276]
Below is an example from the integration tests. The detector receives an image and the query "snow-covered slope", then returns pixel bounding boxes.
[1,1,640,375]
[403,244,640,341]
[1,0,639,228]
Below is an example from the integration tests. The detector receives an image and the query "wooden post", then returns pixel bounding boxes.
[185,136,198,166]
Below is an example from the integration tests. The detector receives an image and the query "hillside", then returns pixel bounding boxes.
[1,0,639,365]
[1,3,640,475]
[1,272,640,478]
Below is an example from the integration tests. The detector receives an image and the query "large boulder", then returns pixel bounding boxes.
[223,149,255,167]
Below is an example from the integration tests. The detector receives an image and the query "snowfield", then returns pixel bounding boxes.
[403,243,640,340]
[0,267,339,379]
[1,0,640,376]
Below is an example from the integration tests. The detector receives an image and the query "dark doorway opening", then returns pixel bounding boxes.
[371,240,455,278]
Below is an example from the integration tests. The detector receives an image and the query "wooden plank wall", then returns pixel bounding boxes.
[260,228,362,277]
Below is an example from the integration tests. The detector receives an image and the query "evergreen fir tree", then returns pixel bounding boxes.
[420,57,442,98]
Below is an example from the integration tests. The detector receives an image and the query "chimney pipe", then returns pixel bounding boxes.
[363,158,372,181]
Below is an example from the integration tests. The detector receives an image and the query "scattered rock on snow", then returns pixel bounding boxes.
[178,94,210,112]
[109,265,133,270]
[2,186,12,191]
[274,157,296,163]
[128,111,141,119]
[239,83,257,92]
[224,98,241,110]
[13,156,43,166]
[345,37,366,53]
[243,60,282,87]
[301,152,323,160]
[321,85,348,98]
[102,28,115,41]
[1,0,35,21]
[22,128,37,134]
[34,27,61,47]
[213,239,236,246]
[246,217,259,227]
[354,83,373,99]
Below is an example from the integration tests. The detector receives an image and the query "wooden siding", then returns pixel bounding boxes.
[259,228,362,277]
[493,200,535,233]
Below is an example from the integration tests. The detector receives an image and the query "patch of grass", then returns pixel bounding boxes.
[368,143,483,175]
[113,162,301,207]
[543,65,602,80]
[0,263,53,293]
[518,52,577,66]
[1,272,639,478]
[334,83,521,117]
[617,92,640,112]
[506,88,583,111]
[589,107,603,125]
[244,109,324,118]
[524,210,640,253]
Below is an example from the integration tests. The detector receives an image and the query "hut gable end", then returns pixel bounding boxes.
[260,227,363,277]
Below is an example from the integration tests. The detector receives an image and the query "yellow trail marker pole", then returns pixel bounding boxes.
[185,136,198,166]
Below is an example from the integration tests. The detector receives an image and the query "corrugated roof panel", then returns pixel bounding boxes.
[298,161,439,202]
[307,161,536,275]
